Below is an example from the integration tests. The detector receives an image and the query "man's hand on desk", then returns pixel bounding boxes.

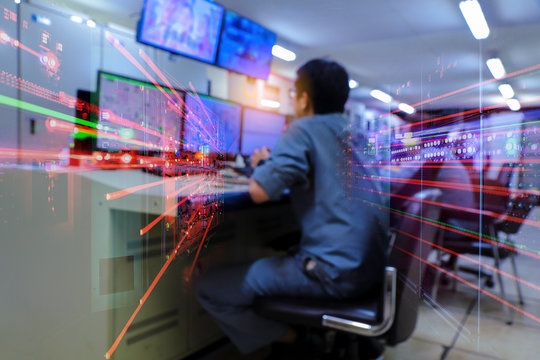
[250,147,270,167]
[249,178,270,204]
[248,147,271,203]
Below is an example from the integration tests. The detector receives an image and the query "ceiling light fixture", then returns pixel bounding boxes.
[398,103,415,114]
[507,99,521,111]
[272,45,296,62]
[70,15,83,24]
[261,99,280,109]
[498,84,514,99]
[349,79,358,89]
[459,0,490,40]
[486,58,506,79]
[370,89,392,104]
[86,19,96,28]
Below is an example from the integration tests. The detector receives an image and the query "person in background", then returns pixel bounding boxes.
[196,59,388,359]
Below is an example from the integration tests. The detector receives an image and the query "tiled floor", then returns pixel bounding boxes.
[383,208,540,360]
[194,209,540,360]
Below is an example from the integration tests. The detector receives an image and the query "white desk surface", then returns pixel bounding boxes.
[79,169,249,197]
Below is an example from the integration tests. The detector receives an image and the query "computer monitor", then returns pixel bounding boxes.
[97,72,183,152]
[240,108,286,155]
[216,10,276,79]
[183,93,242,158]
[138,0,224,64]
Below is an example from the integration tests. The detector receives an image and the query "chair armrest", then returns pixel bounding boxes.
[321,266,397,337]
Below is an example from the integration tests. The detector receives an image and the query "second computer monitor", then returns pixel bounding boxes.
[183,93,242,157]
[241,108,286,156]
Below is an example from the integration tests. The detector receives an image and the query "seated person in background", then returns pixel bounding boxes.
[196,59,388,358]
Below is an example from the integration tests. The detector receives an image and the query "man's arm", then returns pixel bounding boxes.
[249,178,270,204]
[250,121,311,203]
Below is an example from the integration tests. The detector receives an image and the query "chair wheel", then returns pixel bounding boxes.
[485,277,495,288]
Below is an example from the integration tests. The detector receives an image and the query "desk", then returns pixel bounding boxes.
[1,166,297,359]
[86,169,297,359]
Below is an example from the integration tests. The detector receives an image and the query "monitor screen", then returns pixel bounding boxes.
[241,108,286,155]
[183,93,242,156]
[138,0,224,64]
[97,72,183,152]
[216,10,276,79]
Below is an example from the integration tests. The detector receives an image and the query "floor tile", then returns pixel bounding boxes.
[383,338,444,360]
[445,347,501,360]
[413,300,469,347]
[452,309,538,360]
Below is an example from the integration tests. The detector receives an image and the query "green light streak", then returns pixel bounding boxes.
[0,94,97,129]
[0,94,164,150]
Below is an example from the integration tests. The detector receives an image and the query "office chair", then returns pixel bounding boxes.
[253,189,443,359]
[435,167,532,324]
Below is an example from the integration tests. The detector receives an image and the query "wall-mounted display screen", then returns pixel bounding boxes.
[138,0,224,64]
[97,72,183,152]
[183,93,242,156]
[241,108,286,155]
[217,10,276,79]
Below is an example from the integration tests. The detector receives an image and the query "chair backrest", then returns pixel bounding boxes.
[497,194,535,234]
[496,164,536,234]
[385,188,442,345]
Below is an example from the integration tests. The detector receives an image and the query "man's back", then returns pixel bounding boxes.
[253,113,388,296]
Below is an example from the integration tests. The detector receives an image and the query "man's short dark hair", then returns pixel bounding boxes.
[295,59,350,114]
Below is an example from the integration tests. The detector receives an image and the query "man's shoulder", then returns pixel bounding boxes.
[292,113,347,129]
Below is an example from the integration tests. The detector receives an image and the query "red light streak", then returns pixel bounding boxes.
[138,49,221,149]
[139,179,209,236]
[104,206,201,359]
[371,158,540,166]
[393,245,540,325]
[16,41,40,58]
[382,116,540,151]
[391,226,540,292]
[138,49,186,110]
[370,176,540,198]
[45,117,155,149]
[370,201,540,261]
[364,187,540,231]
[104,32,174,106]
[188,214,214,279]
[362,164,526,173]
[105,175,203,201]
[385,101,509,133]
[105,32,220,151]
[378,61,540,121]
[187,82,218,134]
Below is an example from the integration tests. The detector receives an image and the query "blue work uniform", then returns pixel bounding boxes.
[196,113,388,353]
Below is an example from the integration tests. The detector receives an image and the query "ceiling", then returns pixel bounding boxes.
[38,0,540,110]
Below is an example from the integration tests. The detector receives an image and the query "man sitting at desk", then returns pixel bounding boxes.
[196,59,388,358]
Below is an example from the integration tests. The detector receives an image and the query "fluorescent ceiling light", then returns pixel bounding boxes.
[272,45,296,62]
[70,15,83,23]
[261,99,280,109]
[370,89,392,103]
[86,19,96,28]
[507,99,521,111]
[486,58,506,79]
[14,0,21,4]
[459,0,490,40]
[398,103,415,114]
[498,84,514,99]
[349,79,358,89]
